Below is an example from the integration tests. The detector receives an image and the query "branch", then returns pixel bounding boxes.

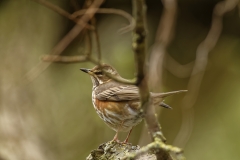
[41,55,88,63]
[22,0,104,85]
[72,8,135,34]
[88,8,102,63]
[173,0,239,148]
[148,0,177,89]
[123,138,184,160]
[41,28,92,63]
[131,0,162,141]
[31,0,94,30]
[129,0,185,160]
[70,0,81,11]
[139,0,178,147]
[163,54,194,78]
[87,142,156,160]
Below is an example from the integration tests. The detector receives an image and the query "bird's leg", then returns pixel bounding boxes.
[111,131,120,142]
[122,128,133,144]
[111,123,123,143]
[111,121,124,143]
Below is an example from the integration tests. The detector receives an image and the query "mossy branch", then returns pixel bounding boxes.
[128,0,185,159]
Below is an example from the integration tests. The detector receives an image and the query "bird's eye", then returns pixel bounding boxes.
[95,71,103,75]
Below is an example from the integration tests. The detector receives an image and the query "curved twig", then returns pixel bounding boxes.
[31,0,94,30]
[139,0,178,149]
[72,8,135,34]
[173,0,239,148]
[164,54,194,78]
[42,55,88,63]
[148,0,177,90]
[22,0,104,85]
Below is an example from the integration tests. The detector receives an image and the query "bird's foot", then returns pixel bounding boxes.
[110,139,120,143]
[121,128,132,144]
[120,138,132,145]
[111,133,120,143]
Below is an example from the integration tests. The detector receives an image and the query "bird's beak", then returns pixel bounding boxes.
[80,68,91,74]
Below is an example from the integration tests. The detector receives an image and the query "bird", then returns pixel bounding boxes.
[80,64,187,143]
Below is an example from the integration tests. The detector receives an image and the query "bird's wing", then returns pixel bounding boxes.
[96,85,140,101]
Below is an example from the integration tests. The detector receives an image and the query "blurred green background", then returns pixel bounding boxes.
[0,0,240,160]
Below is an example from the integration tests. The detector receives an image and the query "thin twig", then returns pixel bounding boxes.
[163,54,194,78]
[131,0,150,138]
[131,0,154,138]
[42,55,88,63]
[41,31,92,63]
[89,10,102,63]
[85,30,92,56]
[173,0,239,148]
[93,27,102,62]
[139,0,178,148]
[22,0,104,85]
[31,0,94,30]
[72,8,135,34]
[126,0,185,159]
[130,0,183,160]
[70,0,81,11]
[148,0,177,90]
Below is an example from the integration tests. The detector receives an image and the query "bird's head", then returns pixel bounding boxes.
[80,64,119,88]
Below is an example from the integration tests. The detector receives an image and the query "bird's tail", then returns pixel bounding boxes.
[151,90,187,109]
[151,90,187,98]
[159,102,172,109]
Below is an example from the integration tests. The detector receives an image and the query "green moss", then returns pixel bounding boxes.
[86,141,155,160]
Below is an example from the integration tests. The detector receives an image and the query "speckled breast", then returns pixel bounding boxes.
[92,91,143,132]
